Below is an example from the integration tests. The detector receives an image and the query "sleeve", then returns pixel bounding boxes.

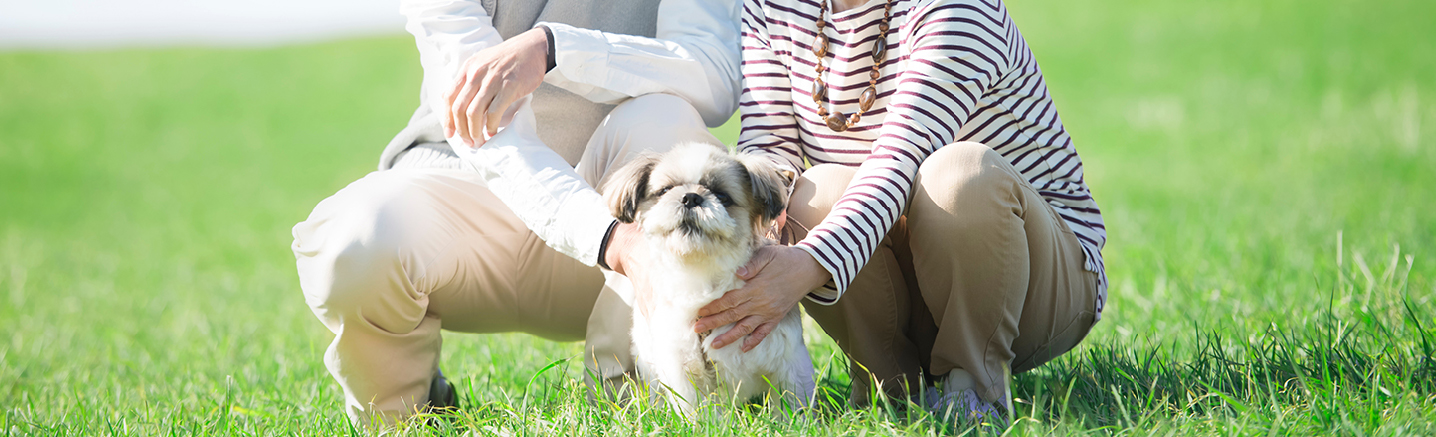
[450,97,617,267]
[795,1,1010,301]
[541,0,743,127]
[399,0,505,127]
[401,0,613,266]
[734,0,805,177]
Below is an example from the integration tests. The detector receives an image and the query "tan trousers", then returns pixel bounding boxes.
[789,142,1098,404]
[291,94,716,425]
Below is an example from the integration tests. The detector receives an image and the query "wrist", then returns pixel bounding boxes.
[510,28,551,75]
[535,25,557,72]
[596,220,620,270]
[605,222,641,275]
[796,246,832,290]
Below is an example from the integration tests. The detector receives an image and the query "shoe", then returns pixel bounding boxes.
[925,367,1010,428]
[428,369,459,411]
[926,387,1006,426]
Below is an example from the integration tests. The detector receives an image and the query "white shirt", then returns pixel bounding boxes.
[399,0,742,266]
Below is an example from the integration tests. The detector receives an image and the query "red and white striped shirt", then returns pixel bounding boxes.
[738,0,1108,317]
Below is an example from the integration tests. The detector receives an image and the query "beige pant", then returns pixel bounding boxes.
[789,142,1098,404]
[291,94,717,425]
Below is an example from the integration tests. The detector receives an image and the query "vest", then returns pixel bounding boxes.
[378,0,663,169]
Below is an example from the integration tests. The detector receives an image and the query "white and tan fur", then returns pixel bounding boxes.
[603,143,815,415]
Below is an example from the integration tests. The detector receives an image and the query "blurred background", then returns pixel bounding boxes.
[1,0,1433,434]
[0,0,403,49]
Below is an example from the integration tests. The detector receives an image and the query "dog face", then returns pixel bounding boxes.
[604,143,791,259]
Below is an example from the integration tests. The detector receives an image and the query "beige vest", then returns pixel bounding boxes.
[379,0,663,169]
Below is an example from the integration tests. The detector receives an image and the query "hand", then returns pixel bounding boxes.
[605,223,659,319]
[693,245,831,351]
[442,28,549,147]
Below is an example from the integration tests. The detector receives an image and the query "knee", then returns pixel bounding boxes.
[601,94,717,146]
[293,173,429,320]
[609,93,705,129]
[585,94,723,187]
[787,164,857,233]
[919,142,1015,189]
[912,142,1024,225]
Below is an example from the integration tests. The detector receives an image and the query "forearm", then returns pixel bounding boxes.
[540,0,741,126]
[450,100,614,266]
[401,0,504,125]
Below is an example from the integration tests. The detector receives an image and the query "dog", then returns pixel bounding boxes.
[603,142,816,415]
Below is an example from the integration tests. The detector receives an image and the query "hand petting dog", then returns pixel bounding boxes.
[695,245,831,351]
[601,144,816,414]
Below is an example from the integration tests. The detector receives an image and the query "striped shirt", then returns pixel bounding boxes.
[737,0,1108,317]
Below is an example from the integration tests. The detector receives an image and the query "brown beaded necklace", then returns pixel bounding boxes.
[812,0,891,132]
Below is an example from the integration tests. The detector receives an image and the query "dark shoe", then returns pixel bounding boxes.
[428,369,459,411]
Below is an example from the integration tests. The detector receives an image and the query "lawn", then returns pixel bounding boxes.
[2,0,1434,434]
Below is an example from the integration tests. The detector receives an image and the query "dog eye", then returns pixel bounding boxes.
[712,191,733,206]
[655,186,672,196]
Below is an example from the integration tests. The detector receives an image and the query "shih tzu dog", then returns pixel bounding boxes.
[603,143,815,415]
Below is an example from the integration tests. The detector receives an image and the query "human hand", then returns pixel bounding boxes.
[693,245,831,351]
[442,27,549,147]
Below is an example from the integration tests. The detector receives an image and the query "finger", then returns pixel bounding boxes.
[694,304,747,334]
[741,321,779,352]
[736,246,777,279]
[445,57,473,108]
[712,316,761,350]
[441,76,463,137]
[450,77,483,145]
[697,291,748,319]
[484,88,514,138]
[466,85,496,147]
[442,74,468,137]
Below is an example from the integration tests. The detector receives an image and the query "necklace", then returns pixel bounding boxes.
[812,0,891,132]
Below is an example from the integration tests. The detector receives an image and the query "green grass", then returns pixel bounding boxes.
[2,0,1434,434]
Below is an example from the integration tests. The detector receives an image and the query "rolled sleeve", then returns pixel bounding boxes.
[449,97,615,266]
[536,0,741,127]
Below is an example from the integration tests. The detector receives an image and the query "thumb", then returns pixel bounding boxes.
[735,246,776,280]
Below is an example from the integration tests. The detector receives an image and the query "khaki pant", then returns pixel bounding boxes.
[291,94,715,425]
[294,94,1095,423]
[790,143,1098,404]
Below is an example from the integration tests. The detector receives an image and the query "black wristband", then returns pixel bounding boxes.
[595,220,620,270]
[538,25,557,73]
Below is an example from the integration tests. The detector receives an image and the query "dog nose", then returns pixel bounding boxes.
[681,193,704,208]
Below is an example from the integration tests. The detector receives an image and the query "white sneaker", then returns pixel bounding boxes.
[926,387,1005,425]
[925,367,1011,427]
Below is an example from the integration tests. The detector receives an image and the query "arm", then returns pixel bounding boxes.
[400,0,741,265]
[440,0,743,146]
[401,0,609,264]
[731,0,839,306]
[793,0,1006,298]
[733,0,806,179]
[696,0,1010,349]
[542,0,743,126]
[400,0,504,133]
[399,0,605,263]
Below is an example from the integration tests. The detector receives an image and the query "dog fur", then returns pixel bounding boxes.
[603,143,815,415]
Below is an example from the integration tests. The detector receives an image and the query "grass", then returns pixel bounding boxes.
[1,0,1434,434]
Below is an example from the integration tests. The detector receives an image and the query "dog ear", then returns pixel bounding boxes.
[736,153,792,223]
[602,152,660,223]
